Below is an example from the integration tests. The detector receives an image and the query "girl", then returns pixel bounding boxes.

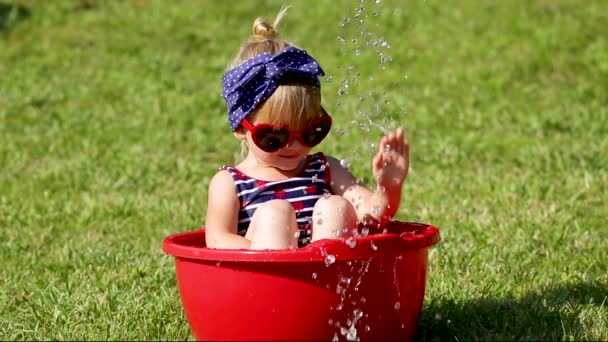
[205,7,409,250]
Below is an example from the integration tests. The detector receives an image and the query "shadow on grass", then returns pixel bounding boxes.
[416,281,607,341]
[0,2,30,32]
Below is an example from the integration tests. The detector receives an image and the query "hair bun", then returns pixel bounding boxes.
[252,18,279,40]
[250,5,290,42]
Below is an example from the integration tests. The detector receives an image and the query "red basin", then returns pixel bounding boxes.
[162,221,440,341]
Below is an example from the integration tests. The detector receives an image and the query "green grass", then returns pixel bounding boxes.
[1,0,606,340]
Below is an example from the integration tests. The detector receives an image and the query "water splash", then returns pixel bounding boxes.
[345,308,364,341]
[370,240,378,251]
[346,236,357,248]
[326,0,407,166]
[325,254,336,266]
[340,157,352,168]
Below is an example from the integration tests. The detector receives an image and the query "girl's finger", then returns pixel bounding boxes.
[393,128,404,154]
[373,150,384,172]
[379,135,387,154]
[385,132,395,152]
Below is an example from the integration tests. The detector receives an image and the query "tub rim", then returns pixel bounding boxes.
[162,221,440,263]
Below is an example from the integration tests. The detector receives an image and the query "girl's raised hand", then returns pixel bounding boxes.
[372,128,409,190]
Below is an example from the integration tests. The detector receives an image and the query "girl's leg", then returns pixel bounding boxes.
[311,195,358,242]
[246,199,299,250]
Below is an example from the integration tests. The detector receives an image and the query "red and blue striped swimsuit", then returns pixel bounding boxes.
[220,152,332,247]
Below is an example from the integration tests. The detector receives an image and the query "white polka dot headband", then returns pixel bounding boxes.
[221,46,325,131]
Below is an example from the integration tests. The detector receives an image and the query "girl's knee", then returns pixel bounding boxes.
[249,200,298,249]
[255,199,296,220]
[314,195,355,214]
[311,195,357,241]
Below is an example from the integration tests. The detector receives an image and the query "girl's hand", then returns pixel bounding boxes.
[372,128,409,190]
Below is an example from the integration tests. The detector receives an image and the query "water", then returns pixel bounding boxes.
[325,254,336,266]
[325,0,408,338]
[325,0,407,181]
[370,240,378,251]
[339,158,351,168]
[346,236,357,248]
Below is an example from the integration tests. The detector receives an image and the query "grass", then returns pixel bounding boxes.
[1,0,607,340]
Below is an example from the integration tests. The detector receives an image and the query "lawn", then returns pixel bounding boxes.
[1,0,607,340]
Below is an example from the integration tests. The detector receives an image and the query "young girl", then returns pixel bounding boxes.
[205,7,409,250]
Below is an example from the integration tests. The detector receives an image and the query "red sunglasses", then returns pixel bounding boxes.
[241,109,332,153]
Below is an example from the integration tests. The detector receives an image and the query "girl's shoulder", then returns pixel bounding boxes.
[208,168,237,194]
[217,164,251,182]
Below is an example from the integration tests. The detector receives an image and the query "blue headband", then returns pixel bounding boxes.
[221,46,325,131]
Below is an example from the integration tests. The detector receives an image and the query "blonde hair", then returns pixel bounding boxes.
[229,5,323,135]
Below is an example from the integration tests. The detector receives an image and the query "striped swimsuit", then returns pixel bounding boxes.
[220,152,332,247]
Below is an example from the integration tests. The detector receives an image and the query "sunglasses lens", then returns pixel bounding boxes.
[254,127,290,152]
[303,119,331,147]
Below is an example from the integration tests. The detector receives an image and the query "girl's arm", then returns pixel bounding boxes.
[328,128,409,227]
[204,170,252,249]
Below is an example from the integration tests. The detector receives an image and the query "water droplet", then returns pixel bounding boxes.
[346,328,357,341]
[385,144,391,153]
[375,0,382,3]
[355,49,361,56]
[312,272,318,279]
[394,301,401,310]
[336,302,343,311]
[365,325,371,332]
[332,332,339,341]
[360,296,366,303]
[319,164,326,171]
[317,219,323,225]
[372,10,378,16]
[372,205,380,215]
[323,192,332,199]
[326,75,333,83]
[294,230,300,239]
[325,254,336,266]
[337,36,346,44]
[360,227,370,237]
[340,158,351,168]
[311,173,318,182]
[351,38,358,44]
[337,128,346,136]
[370,241,378,251]
[346,237,357,248]
[338,88,346,96]
[340,276,351,284]
[354,308,363,319]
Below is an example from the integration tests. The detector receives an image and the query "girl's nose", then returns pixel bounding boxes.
[286,136,303,148]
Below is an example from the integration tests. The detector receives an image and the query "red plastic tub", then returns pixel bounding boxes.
[162,221,440,341]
